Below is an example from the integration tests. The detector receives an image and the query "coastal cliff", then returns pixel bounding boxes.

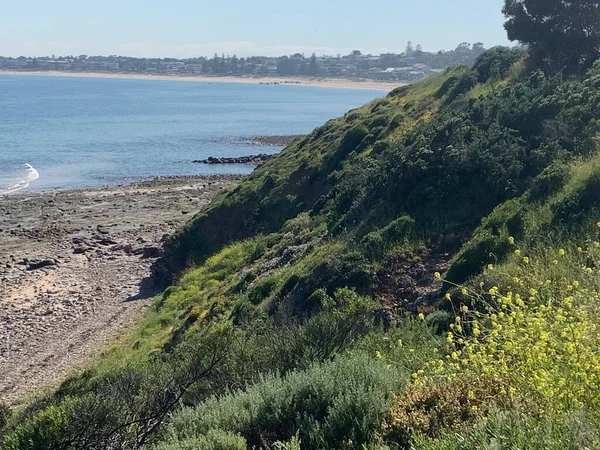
[5,47,600,449]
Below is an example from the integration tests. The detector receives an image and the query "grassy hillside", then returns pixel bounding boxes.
[5,47,600,449]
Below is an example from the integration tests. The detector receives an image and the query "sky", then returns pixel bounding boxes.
[0,0,512,58]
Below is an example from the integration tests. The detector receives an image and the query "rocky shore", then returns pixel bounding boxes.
[0,175,241,404]
[193,154,273,165]
[193,136,303,165]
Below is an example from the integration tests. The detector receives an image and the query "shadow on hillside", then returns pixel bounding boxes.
[124,276,160,303]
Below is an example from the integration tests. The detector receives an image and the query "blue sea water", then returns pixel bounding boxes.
[0,74,383,193]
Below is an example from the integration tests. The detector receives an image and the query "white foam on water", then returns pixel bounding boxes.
[0,163,40,196]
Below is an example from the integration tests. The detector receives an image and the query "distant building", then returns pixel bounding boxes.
[85,61,119,70]
[185,64,203,73]
[412,63,432,73]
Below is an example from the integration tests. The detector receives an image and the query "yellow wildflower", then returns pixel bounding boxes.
[559,249,566,256]
[515,249,522,256]
[508,236,515,245]
[418,313,425,321]
[523,256,530,264]
[434,272,441,280]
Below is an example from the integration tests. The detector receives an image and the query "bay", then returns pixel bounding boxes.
[0,74,382,193]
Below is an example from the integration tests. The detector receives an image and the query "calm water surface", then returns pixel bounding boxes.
[0,74,383,193]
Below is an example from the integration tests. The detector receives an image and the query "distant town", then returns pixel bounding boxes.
[0,42,490,83]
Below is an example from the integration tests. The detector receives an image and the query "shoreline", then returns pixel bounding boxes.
[0,173,245,198]
[0,175,242,404]
[0,70,405,92]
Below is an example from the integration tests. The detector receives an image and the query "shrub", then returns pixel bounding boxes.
[424,310,453,334]
[4,325,233,450]
[552,170,600,228]
[445,199,525,286]
[162,355,398,449]
[472,47,524,83]
[450,284,600,416]
[154,430,246,450]
[412,409,600,450]
[216,288,380,386]
[435,234,600,419]
[383,377,509,447]
[361,216,415,259]
[435,68,478,103]
[528,162,570,202]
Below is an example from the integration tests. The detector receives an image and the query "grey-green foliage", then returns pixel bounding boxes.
[154,430,246,450]
[412,409,600,450]
[161,355,399,450]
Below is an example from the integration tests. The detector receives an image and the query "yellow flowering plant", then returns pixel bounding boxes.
[416,232,600,421]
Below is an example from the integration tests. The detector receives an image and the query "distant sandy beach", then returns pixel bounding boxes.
[0,70,405,92]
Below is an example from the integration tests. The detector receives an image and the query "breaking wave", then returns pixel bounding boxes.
[0,163,40,195]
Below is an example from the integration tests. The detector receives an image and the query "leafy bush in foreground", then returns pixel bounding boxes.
[162,355,399,449]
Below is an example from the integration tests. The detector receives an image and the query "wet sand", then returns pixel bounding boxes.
[0,175,241,404]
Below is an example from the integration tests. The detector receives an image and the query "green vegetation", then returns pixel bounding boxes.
[503,0,600,74]
[4,3,600,448]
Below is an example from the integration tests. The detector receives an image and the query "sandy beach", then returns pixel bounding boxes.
[0,70,405,92]
[0,175,241,404]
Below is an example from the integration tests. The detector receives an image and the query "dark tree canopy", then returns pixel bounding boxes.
[503,0,600,73]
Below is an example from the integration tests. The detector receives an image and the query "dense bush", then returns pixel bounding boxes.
[163,355,399,449]
[472,46,523,82]
[383,377,509,446]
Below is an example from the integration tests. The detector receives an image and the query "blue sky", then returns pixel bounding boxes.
[0,0,511,58]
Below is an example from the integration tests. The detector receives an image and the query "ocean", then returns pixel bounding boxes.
[0,74,383,194]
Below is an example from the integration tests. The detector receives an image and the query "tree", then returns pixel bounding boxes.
[503,0,600,73]
[405,41,414,55]
[308,53,319,76]
[415,44,423,54]
[456,42,471,52]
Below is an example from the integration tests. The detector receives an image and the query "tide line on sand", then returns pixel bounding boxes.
[0,163,40,196]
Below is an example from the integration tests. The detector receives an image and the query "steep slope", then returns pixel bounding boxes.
[5,48,600,449]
